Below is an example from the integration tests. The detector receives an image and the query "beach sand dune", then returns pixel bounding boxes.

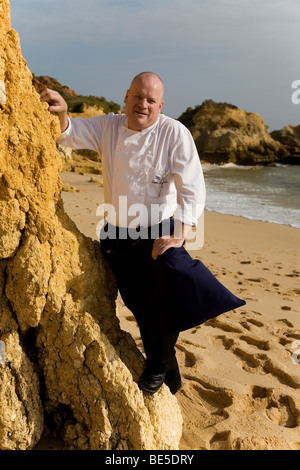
[59,171,300,451]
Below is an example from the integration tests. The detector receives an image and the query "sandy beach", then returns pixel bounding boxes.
[53,171,300,450]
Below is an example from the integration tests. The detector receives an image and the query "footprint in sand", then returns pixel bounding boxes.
[208,317,244,334]
[125,314,136,322]
[239,334,270,351]
[184,376,233,411]
[191,326,202,334]
[246,317,264,328]
[176,344,197,368]
[256,353,299,389]
[285,270,300,278]
[246,277,267,283]
[251,386,299,429]
[210,385,300,449]
[277,318,294,328]
[212,322,300,389]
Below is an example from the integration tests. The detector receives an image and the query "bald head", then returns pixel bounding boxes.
[124,72,165,131]
[130,72,164,100]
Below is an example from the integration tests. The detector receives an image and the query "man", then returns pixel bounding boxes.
[41,72,245,395]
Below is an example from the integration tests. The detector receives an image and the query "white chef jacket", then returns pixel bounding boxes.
[57,113,206,228]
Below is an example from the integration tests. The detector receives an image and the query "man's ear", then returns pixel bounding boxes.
[124,89,130,104]
[159,100,165,111]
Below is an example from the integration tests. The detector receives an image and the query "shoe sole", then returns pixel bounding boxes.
[138,380,183,395]
[138,383,164,394]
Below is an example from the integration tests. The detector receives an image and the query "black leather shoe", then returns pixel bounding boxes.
[138,371,166,394]
[165,370,182,394]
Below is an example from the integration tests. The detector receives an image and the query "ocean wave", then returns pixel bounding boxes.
[202,162,257,171]
[218,162,256,169]
[203,163,300,227]
[204,207,300,228]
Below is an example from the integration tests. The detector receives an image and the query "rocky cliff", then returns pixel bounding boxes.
[178,100,289,165]
[0,0,182,450]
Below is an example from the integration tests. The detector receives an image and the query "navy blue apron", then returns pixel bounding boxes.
[100,218,246,341]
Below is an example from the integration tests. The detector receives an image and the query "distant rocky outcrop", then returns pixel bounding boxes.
[33,75,121,115]
[178,100,290,165]
[270,125,300,164]
[32,75,79,97]
[0,0,182,450]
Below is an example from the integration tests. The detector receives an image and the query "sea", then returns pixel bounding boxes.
[202,163,300,229]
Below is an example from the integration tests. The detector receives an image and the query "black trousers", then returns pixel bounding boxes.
[100,217,246,378]
[100,219,181,379]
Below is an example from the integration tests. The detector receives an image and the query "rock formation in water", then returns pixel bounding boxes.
[178,100,289,165]
[270,125,300,164]
[0,0,182,450]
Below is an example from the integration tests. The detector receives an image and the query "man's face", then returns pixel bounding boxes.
[124,75,164,131]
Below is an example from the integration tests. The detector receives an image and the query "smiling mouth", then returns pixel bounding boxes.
[135,110,148,117]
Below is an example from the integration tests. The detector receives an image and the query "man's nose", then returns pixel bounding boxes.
[138,98,148,108]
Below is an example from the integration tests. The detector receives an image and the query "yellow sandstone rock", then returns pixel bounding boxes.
[0,0,182,450]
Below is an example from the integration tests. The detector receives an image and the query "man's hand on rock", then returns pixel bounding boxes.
[40,88,69,132]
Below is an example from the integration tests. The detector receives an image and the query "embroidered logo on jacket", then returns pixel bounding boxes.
[151,174,168,184]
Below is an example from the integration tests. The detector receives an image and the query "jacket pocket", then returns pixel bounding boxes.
[147,168,169,198]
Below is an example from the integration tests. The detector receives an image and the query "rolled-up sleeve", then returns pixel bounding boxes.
[171,126,206,226]
[57,116,103,154]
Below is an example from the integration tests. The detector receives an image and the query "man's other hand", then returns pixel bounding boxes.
[151,235,184,260]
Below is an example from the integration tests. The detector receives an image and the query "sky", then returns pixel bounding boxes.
[9,0,300,131]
